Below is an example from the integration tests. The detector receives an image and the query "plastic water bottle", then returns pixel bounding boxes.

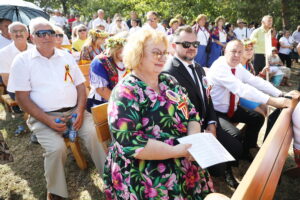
[68,113,77,142]
[55,118,69,138]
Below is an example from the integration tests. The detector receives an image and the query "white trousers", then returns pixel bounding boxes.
[28,109,106,198]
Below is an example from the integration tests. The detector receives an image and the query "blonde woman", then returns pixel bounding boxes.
[104,29,214,199]
[86,32,127,112]
[71,24,87,52]
[208,16,227,67]
[79,29,109,61]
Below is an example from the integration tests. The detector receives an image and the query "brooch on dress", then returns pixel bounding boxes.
[202,76,212,102]
[166,90,189,119]
[64,64,74,83]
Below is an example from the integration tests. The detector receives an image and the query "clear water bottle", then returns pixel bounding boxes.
[55,118,69,138]
[68,113,77,142]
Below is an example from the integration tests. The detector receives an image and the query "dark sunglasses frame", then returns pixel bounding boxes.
[78,29,87,32]
[56,33,64,38]
[34,29,56,38]
[175,41,200,48]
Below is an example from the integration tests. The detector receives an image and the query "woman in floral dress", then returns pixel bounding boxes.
[86,33,127,112]
[104,29,214,199]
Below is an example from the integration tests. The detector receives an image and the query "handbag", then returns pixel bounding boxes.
[205,37,212,53]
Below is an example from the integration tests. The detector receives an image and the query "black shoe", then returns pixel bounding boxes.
[241,151,254,162]
[30,134,39,144]
[225,169,239,188]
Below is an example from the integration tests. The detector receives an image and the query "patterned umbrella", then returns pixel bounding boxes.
[0,0,49,25]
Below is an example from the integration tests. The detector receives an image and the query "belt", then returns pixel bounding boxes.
[50,106,75,112]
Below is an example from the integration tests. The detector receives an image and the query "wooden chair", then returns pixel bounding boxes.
[64,138,87,170]
[61,44,72,51]
[1,94,18,113]
[78,63,91,93]
[91,103,111,154]
[205,96,300,200]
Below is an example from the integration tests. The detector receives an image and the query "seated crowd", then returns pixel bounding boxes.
[0,9,299,200]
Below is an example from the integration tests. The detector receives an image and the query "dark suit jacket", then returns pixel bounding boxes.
[164,57,217,130]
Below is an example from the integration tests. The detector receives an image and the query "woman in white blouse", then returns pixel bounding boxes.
[279,30,294,68]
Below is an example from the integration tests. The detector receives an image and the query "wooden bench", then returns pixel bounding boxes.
[205,96,300,200]
[91,103,111,154]
[64,138,87,170]
[1,94,18,113]
[78,63,91,94]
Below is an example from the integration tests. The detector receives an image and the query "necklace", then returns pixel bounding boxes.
[115,62,125,71]
[132,71,160,92]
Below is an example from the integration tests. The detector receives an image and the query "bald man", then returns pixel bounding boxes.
[207,40,289,161]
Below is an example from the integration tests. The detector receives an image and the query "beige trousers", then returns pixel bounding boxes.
[27,109,106,198]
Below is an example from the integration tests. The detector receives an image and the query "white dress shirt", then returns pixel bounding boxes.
[0,42,33,73]
[142,23,166,34]
[0,34,12,49]
[92,18,108,31]
[196,27,210,46]
[207,56,282,113]
[279,36,294,55]
[234,27,250,40]
[175,56,205,100]
[129,26,141,34]
[7,47,85,112]
[293,103,300,150]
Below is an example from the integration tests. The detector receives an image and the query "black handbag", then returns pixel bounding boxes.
[206,37,212,53]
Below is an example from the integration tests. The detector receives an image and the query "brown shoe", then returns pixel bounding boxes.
[47,193,66,200]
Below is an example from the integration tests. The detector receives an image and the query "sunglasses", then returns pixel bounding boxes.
[34,29,55,38]
[175,41,200,48]
[56,33,64,38]
[78,29,87,32]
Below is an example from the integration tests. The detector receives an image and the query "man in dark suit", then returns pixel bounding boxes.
[164,25,243,188]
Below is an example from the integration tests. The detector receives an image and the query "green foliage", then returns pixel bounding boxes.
[29,0,298,30]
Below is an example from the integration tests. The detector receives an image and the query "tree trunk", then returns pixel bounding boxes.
[280,0,288,29]
[60,0,68,15]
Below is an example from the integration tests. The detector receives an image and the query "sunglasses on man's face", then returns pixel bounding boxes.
[56,33,64,38]
[78,29,87,32]
[34,29,56,38]
[175,41,200,48]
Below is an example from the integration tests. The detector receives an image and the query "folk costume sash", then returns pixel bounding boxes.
[98,55,119,89]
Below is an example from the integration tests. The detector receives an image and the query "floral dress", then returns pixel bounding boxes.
[104,73,214,200]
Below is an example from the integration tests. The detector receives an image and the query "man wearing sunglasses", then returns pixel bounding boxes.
[7,17,106,200]
[164,25,243,188]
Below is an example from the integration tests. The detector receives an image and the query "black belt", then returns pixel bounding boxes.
[50,106,75,112]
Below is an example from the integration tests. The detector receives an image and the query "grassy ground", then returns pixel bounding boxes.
[0,63,299,200]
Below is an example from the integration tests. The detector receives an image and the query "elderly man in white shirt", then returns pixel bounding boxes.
[233,19,250,40]
[0,22,33,88]
[92,9,108,31]
[142,11,166,34]
[207,40,290,160]
[7,17,106,200]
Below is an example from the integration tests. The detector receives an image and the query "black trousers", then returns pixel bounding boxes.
[207,119,243,177]
[216,106,265,153]
[253,53,266,75]
[279,53,292,68]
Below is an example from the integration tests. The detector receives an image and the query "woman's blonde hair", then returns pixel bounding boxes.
[106,31,128,61]
[196,14,207,23]
[215,16,225,25]
[123,29,168,70]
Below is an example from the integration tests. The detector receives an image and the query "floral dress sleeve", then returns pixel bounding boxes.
[79,46,92,61]
[107,78,148,158]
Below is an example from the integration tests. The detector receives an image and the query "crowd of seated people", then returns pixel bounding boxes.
[0,9,300,200]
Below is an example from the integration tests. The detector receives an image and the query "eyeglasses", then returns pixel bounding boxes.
[34,30,56,38]
[147,18,157,22]
[78,29,87,32]
[55,33,64,38]
[11,29,27,34]
[175,41,200,48]
[151,50,168,59]
[116,20,122,22]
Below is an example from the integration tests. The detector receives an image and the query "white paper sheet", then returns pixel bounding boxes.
[177,133,235,169]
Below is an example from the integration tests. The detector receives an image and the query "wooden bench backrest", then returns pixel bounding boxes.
[231,98,299,200]
[78,63,90,92]
[91,103,111,154]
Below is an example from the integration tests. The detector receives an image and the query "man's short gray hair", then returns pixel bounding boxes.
[8,22,28,33]
[173,25,197,43]
[97,9,104,14]
[29,17,54,34]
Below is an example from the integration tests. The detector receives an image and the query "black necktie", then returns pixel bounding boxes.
[188,64,206,113]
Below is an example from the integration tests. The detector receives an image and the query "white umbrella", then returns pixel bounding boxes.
[0,0,49,25]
